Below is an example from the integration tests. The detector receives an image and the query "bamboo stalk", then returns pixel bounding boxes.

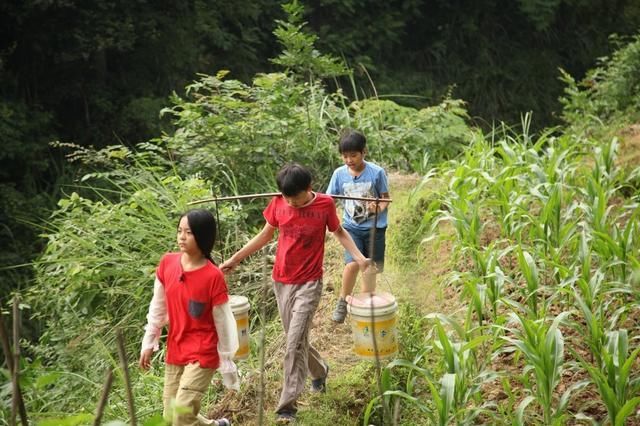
[93,368,114,426]
[116,329,137,426]
[257,248,268,426]
[0,308,28,425]
[368,201,389,424]
[188,192,392,205]
[11,297,20,426]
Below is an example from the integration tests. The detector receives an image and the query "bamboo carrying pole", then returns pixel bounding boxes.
[187,192,392,205]
[11,298,18,426]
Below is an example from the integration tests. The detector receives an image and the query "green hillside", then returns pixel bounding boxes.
[2,4,640,425]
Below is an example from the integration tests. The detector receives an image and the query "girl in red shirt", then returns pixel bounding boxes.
[139,209,238,426]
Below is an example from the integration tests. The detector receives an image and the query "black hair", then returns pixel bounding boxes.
[338,129,367,153]
[276,163,312,196]
[180,209,217,264]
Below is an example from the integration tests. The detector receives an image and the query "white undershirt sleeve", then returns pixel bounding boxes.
[140,277,168,353]
[213,302,240,390]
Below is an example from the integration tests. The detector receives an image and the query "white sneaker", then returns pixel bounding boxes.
[197,414,231,426]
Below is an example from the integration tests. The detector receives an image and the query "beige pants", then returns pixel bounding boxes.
[163,362,215,426]
[273,279,328,414]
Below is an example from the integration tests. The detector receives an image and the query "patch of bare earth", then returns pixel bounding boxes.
[618,123,640,169]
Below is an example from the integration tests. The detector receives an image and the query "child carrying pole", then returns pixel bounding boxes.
[220,163,371,424]
[326,129,390,323]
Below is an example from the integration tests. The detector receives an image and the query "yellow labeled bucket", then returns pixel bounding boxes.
[229,295,250,360]
[347,292,398,360]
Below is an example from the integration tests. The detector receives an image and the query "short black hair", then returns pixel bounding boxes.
[338,129,367,153]
[180,209,217,264]
[276,163,312,196]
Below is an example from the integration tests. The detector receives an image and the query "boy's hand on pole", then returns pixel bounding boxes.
[360,259,377,293]
[356,258,374,272]
[220,258,238,274]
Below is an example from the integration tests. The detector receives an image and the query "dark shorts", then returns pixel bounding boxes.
[344,226,386,271]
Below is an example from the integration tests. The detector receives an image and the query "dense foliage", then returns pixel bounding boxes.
[306,0,640,124]
[2,1,640,423]
[560,33,640,133]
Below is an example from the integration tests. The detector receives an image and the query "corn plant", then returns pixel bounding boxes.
[361,353,441,425]
[574,329,640,425]
[430,317,496,417]
[487,140,529,239]
[362,364,418,426]
[581,173,616,237]
[572,292,606,363]
[591,138,619,188]
[484,249,508,321]
[462,275,486,328]
[428,373,456,426]
[592,210,638,283]
[524,132,579,187]
[515,248,543,318]
[501,311,578,425]
[436,186,483,252]
[367,368,467,426]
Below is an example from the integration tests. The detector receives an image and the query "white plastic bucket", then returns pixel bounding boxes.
[229,295,250,360]
[346,292,398,360]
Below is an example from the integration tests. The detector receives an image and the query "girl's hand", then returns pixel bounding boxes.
[139,348,153,370]
[222,370,240,391]
[218,359,240,391]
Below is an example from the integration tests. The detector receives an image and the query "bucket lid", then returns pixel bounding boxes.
[347,291,396,309]
[229,295,250,312]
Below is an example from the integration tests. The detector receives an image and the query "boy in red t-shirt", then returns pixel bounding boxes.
[221,163,370,424]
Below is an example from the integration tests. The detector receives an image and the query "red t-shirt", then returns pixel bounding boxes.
[264,193,340,284]
[156,252,229,369]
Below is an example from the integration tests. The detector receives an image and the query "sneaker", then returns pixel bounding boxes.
[332,298,348,323]
[276,412,296,424]
[311,365,328,393]
[196,414,231,426]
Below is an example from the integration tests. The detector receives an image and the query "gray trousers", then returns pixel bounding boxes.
[273,279,328,414]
